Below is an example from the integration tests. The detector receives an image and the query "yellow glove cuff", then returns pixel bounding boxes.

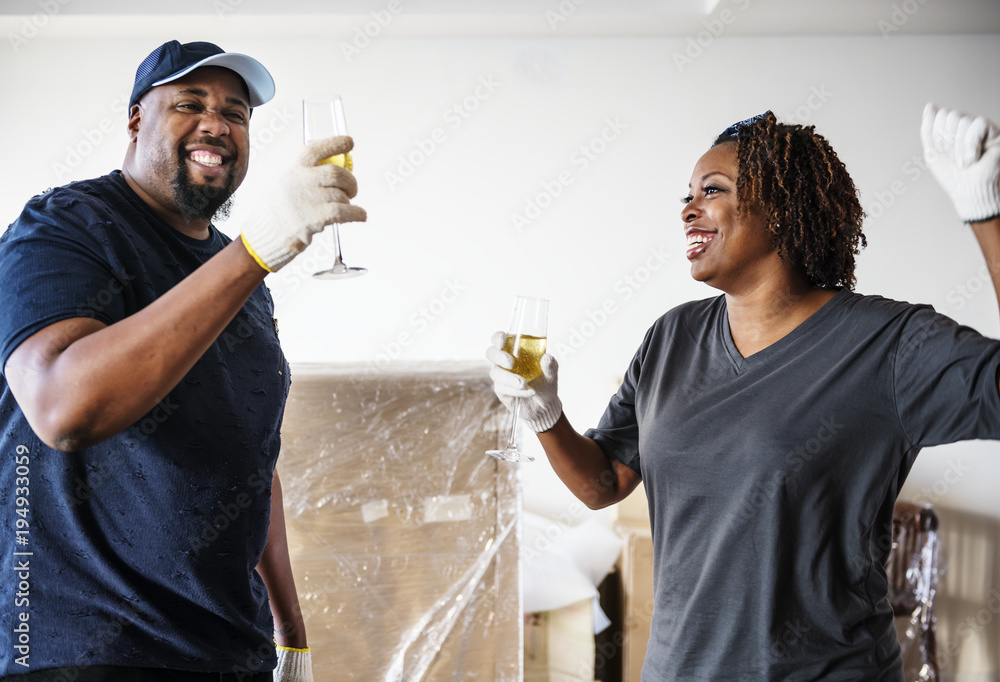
[276,644,311,653]
[241,233,277,273]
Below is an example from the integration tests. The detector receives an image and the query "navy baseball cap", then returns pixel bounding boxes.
[129,40,275,112]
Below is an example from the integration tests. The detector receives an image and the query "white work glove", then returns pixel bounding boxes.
[274,645,313,682]
[486,330,562,433]
[921,102,1000,223]
[241,136,367,273]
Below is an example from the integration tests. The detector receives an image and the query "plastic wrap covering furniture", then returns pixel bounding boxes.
[277,363,521,681]
[886,501,941,682]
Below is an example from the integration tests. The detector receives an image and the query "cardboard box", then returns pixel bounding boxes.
[525,599,596,682]
[614,519,654,682]
[278,363,520,681]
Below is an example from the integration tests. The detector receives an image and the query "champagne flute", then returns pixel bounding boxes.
[486,296,549,463]
[302,93,367,279]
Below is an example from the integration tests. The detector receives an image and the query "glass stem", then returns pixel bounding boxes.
[331,224,345,266]
[505,398,521,451]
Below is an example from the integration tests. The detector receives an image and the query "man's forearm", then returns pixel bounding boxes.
[970,217,1000,311]
[257,470,308,649]
[5,239,268,451]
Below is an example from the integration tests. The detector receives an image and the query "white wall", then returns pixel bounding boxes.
[2,19,999,678]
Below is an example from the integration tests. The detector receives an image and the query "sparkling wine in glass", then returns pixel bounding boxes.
[302,93,366,279]
[486,296,549,463]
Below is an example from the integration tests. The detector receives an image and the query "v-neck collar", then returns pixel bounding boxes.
[719,287,850,373]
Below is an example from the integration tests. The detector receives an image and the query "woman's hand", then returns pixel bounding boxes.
[921,102,1000,224]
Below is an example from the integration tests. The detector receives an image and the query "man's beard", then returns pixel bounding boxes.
[171,144,238,223]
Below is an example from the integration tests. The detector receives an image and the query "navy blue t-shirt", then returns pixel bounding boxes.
[586,289,1000,681]
[0,172,290,675]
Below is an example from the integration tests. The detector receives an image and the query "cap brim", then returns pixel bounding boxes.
[152,52,275,108]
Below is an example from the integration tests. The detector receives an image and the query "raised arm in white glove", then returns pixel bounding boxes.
[485,330,563,433]
[274,645,313,682]
[241,136,367,273]
[921,102,1000,224]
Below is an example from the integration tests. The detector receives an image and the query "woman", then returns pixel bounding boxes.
[487,106,1000,680]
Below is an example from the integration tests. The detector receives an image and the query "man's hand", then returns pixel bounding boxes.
[241,136,367,273]
[274,645,313,682]
[921,102,1000,224]
[485,331,563,433]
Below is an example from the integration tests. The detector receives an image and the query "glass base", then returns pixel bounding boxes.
[485,447,534,463]
[313,265,367,280]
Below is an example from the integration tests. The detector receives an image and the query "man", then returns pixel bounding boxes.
[0,40,364,681]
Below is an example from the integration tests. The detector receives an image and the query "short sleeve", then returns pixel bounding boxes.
[584,335,648,477]
[893,305,1000,446]
[0,188,129,370]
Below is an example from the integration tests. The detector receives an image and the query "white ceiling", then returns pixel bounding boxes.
[1,0,998,38]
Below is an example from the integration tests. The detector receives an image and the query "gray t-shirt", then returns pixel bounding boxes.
[585,288,1000,681]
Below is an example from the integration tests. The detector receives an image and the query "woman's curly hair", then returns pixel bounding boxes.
[713,111,866,290]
